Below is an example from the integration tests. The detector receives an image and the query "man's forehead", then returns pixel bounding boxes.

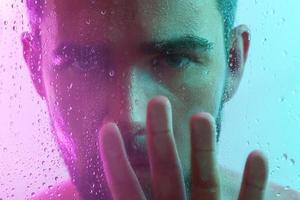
[43,0,219,34]
[40,0,222,49]
[45,0,215,16]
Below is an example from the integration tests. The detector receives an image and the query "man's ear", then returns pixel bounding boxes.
[223,25,250,103]
[21,32,45,99]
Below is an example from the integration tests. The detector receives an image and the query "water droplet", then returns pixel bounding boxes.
[263,38,268,43]
[68,83,73,89]
[204,70,210,75]
[284,186,290,191]
[290,158,295,165]
[100,10,107,15]
[282,50,288,57]
[280,18,286,23]
[283,153,288,160]
[86,19,91,25]
[279,97,285,102]
[109,70,115,77]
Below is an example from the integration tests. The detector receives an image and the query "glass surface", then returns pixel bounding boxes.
[0,0,299,199]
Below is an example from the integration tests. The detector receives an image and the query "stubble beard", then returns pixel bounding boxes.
[48,104,224,200]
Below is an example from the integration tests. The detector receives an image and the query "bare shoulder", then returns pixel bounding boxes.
[220,166,300,200]
[26,180,80,200]
[267,181,300,200]
[26,168,300,200]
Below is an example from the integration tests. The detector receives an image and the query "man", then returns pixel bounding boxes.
[21,0,299,199]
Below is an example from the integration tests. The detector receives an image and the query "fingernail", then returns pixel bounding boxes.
[148,96,172,134]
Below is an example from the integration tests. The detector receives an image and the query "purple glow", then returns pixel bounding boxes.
[0,0,299,199]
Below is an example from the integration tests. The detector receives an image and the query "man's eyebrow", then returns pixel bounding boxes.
[140,35,214,54]
[54,43,109,56]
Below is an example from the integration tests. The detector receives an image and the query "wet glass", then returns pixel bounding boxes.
[0,0,299,199]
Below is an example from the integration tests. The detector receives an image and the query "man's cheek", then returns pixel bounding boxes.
[48,94,107,143]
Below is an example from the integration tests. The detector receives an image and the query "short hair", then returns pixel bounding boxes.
[26,0,237,45]
[217,0,238,45]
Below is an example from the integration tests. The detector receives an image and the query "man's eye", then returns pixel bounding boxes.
[53,55,104,71]
[52,45,109,71]
[75,57,103,71]
[75,47,109,71]
[52,54,73,68]
[152,53,197,70]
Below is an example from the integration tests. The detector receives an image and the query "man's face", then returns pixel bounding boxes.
[28,0,233,198]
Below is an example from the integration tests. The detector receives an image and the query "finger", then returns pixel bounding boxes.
[238,150,268,200]
[146,96,186,200]
[99,122,146,200]
[190,113,220,200]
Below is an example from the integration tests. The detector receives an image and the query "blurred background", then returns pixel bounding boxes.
[0,0,299,199]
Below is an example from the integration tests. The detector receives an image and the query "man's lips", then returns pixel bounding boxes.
[126,134,150,169]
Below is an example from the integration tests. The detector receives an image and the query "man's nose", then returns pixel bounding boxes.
[104,66,154,134]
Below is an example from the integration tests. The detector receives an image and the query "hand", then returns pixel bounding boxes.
[98,96,268,200]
